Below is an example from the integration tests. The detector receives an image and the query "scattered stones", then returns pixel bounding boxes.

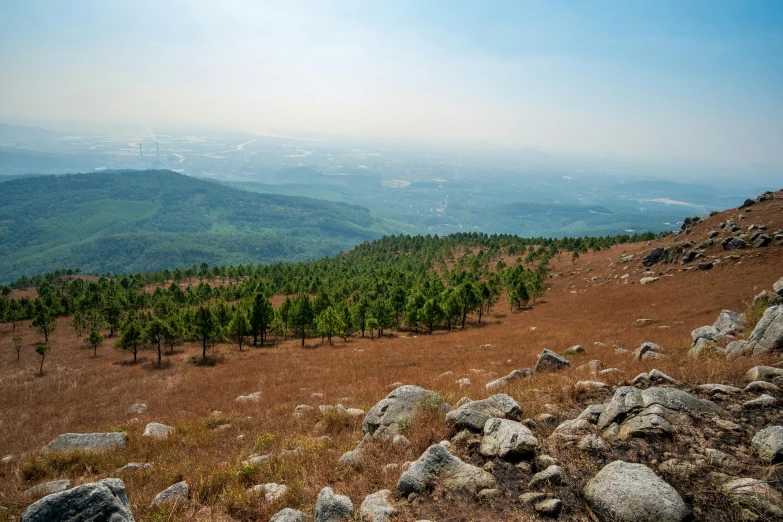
[397,444,496,495]
[583,461,687,522]
[22,480,71,498]
[151,481,189,506]
[142,422,174,440]
[534,349,572,373]
[479,418,538,459]
[20,478,135,522]
[234,391,262,403]
[41,432,127,454]
[315,487,354,522]
[484,369,532,390]
[270,508,309,522]
[744,381,780,393]
[446,394,521,431]
[359,490,397,522]
[752,426,783,463]
[363,385,451,440]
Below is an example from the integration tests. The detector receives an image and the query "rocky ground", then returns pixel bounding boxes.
[2,190,783,522]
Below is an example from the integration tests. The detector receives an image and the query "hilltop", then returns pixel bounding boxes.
[0,170,402,283]
[0,190,782,521]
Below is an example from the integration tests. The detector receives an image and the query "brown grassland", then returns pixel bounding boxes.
[1,196,782,521]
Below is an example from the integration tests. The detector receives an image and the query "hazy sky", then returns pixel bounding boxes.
[1,1,782,167]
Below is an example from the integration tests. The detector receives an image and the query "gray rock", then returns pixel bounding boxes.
[747,305,783,355]
[725,340,752,358]
[252,483,288,502]
[117,462,152,472]
[752,426,783,463]
[713,310,745,335]
[722,237,746,250]
[479,418,538,459]
[631,369,678,387]
[270,508,309,522]
[528,465,564,488]
[743,394,776,408]
[691,326,719,344]
[616,405,674,440]
[578,434,606,451]
[128,403,146,414]
[362,385,451,440]
[295,405,315,414]
[746,365,783,382]
[775,277,783,295]
[535,498,563,517]
[520,492,548,504]
[445,394,521,431]
[315,487,353,522]
[359,490,397,522]
[235,391,262,403]
[142,422,173,440]
[744,380,780,393]
[41,433,127,454]
[583,461,687,522]
[392,435,410,447]
[535,349,572,373]
[754,290,782,308]
[575,380,608,392]
[597,386,726,432]
[719,477,783,518]
[696,383,742,396]
[484,369,532,390]
[338,446,364,468]
[634,342,663,361]
[21,478,134,522]
[150,481,188,506]
[22,480,71,498]
[397,444,495,495]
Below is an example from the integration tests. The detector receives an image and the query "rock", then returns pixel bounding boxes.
[363,385,451,440]
[142,422,174,440]
[752,426,783,463]
[477,488,498,502]
[235,391,262,403]
[479,418,538,459]
[454,397,472,408]
[520,492,548,504]
[22,480,71,498]
[359,490,397,522]
[338,447,364,468]
[20,478,135,522]
[775,277,783,295]
[392,435,410,447]
[634,342,663,361]
[583,461,687,522]
[698,261,713,270]
[456,378,471,388]
[151,481,189,506]
[719,477,783,518]
[580,359,604,375]
[484,369,532,390]
[642,248,668,267]
[691,326,719,344]
[704,448,730,466]
[41,432,127,454]
[746,305,783,355]
[753,234,772,248]
[397,444,496,495]
[696,384,742,396]
[243,454,271,466]
[744,381,780,393]
[315,487,353,522]
[575,380,608,392]
[754,290,782,308]
[713,310,745,335]
[253,483,288,502]
[270,508,309,522]
[295,405,315,414]
[562,345,585,355]
[445,394,521,431]
[722,237,746,250]
[599,368,621,377]
[534,349,572,373]
[640,277,659,285]
[631,369,678,387]
[346,408,365,417]
[743,394,776,408]
[578,434,606,451]
[535,498,563,517]
[528,465,564,488]
[128,403,146,414]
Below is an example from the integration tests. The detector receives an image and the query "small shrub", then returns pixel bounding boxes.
[254,433,276,452]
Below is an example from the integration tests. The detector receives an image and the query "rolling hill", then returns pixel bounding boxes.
[0,170,402,282]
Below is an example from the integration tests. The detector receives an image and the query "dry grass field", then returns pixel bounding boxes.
[1,195,782,521]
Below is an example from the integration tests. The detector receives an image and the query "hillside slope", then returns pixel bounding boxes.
[0,170,402,283]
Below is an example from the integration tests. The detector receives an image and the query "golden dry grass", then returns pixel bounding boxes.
[0,198,782,521]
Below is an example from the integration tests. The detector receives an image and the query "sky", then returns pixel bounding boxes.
[1,0,782,167]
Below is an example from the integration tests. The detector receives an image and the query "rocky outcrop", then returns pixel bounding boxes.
[21,478,135,522]
[363,385,451,440]
[397,444,495,495]
[746,305,783,355]
[479,418,538,459]
[41,433,127,454]
[445,394,521,431]
[752,426,783,463]
[534,349,572,373]
[583,461,687,522]
[315,487,353,522]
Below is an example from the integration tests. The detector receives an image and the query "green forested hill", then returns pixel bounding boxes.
[0,170,401,282]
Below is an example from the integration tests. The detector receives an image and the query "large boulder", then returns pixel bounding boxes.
[534,349,572,373]
[315,487,353,522]
[747,305,783,355]
[479,418,538,459]
[583,461,687,522]
[713,309,745,335]
[359,490,397,522]
[20,478,135,522]
[752,425,783,463]
[445,394,521,431]
[270,509,309,522]
[41,433,127,454]
[362,385,451,440]
[397,444,495,495]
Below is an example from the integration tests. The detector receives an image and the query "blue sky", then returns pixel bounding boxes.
[1,0,781,167]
